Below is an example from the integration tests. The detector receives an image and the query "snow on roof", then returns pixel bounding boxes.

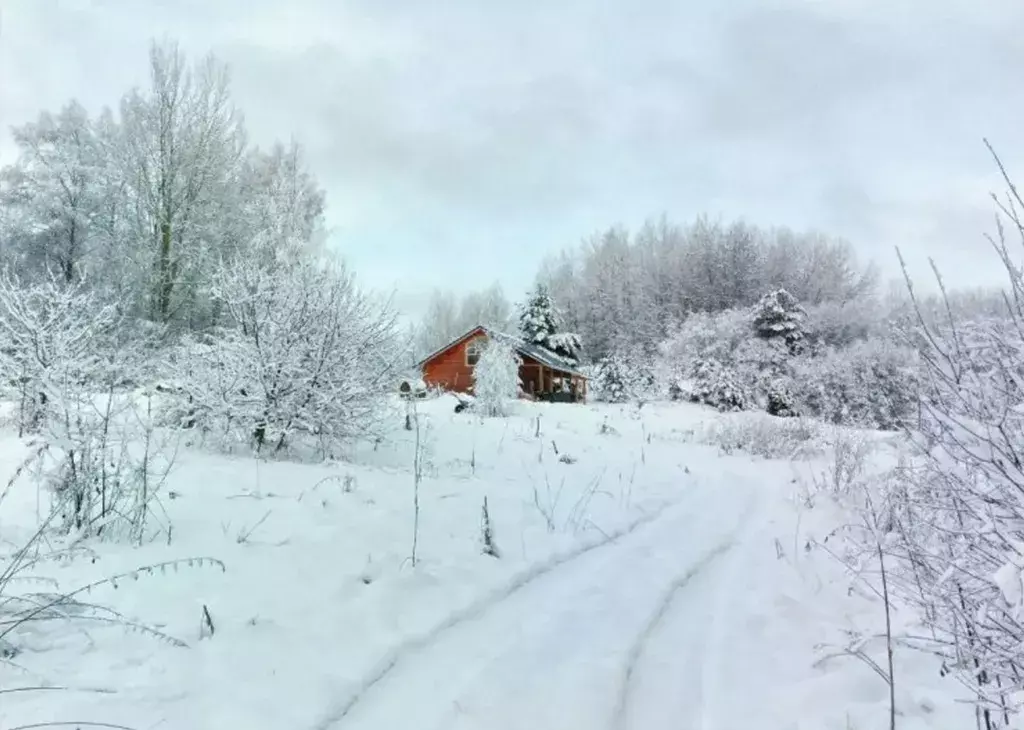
[417,325,587,378]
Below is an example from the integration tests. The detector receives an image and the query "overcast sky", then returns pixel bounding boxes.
[2,0,1023,313]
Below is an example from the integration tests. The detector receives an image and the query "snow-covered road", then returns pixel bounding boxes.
[315,477,764,730]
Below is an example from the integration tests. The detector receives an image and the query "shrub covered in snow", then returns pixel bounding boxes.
[472,336,522,417]
[592,348,656,403]
[0,271,172,540]
[656,290,916,429]
[688,359,751,412]
[696,413,826,460]
[178,252,402,456]
[793,338,919,430]
[825,155,1024,722]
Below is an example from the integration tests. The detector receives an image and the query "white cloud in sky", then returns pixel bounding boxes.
[2,0,1023,314]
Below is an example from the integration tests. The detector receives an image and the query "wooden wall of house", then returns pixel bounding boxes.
[422,334,484,394]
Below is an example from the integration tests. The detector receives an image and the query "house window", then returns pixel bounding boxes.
[466,338,484,366]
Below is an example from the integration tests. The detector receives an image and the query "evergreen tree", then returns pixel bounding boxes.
[752,288,806,352]
[546,332,582,365]
[518,284,584,364]
[519,284,560,346]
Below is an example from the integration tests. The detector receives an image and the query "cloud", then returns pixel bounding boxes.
[2,0,1022,310]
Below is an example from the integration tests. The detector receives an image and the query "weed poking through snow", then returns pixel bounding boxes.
[481,496,500,558]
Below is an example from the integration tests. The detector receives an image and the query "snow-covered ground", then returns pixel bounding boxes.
[1,396,973,729]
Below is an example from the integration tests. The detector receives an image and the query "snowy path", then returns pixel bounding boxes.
[315,477,763,730]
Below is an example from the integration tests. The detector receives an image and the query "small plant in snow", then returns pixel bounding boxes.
[480,496,499,558]
[472,337,521,417]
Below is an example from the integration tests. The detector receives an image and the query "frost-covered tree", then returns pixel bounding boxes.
[181,248,401,455]
[116,40,246,325]
[414,282,513,358]
[519,284,561,346]
[0,101,105,283]
[752,288,806,352]
[518,283,583,364]
[536,217,876,361]
[593,347,656,404]
[471,337,521,417]
[0,270,167,539]
[235,141,327,271]
[460,282,513,333]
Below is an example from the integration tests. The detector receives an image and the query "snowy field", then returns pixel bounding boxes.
[1,395,973,730]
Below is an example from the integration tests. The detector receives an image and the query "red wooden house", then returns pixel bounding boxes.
[417,326,587,403]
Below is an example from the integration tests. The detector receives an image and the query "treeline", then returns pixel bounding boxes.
[536,217,878,362]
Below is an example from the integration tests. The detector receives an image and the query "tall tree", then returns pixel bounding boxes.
[117,40,246,325]
[0,101,104,283]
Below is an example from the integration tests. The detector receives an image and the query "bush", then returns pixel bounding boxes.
[688,359,751,412]
[593,348,656,403]
[794,338,919,430]
[0,272,172,541]
[178,253,402,456]
[696,413,826,460]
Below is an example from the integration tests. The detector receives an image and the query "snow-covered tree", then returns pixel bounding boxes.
[471,337,521,417]
[535,218,876,361]
[546,332,582,365]
[116,40,246,325]
[414,282,513,358]
[0,101,105,283]
[593,347,656,404]
[752,288,806,352]
[460,282,513,334]
[183,250,402,455]
[0,270,167,539]
[519,284,561,346]
[518,283,583,365]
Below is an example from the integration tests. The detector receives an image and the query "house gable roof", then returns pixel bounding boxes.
[417,325,587,379]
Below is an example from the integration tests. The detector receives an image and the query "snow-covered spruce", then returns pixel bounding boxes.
[518,284,582,365]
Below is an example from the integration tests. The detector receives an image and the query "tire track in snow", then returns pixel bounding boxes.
[608,539,735,730]
[313,495,691,730]
[609,489,760,730]
[695,494,765,730]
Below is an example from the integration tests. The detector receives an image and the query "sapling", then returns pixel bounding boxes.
[410,400,425,567]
